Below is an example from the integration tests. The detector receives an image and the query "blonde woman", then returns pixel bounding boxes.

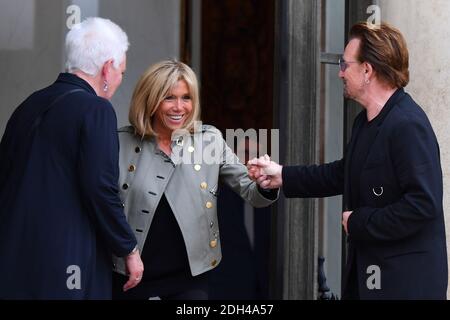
[112,60,277,300]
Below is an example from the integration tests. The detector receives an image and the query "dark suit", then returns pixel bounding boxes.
[0,73,137,299]
[282,88,447,299]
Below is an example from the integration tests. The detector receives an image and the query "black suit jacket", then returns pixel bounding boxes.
[282,88,447,299]
[0,73,137,299]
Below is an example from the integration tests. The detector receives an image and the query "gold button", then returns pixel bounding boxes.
[210,239,217,248]
[206,201,213,209]
[194,164,201,171]
[188,146,195,153]
[211,259,217,267]
[200,182,207,189]
[128,165,136,172]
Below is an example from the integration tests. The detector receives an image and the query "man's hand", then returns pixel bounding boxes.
[247,154,283,189]
[123,248,144,292]
[342,211,353,234]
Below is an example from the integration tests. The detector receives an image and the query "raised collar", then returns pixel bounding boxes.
[368,87,405,127]
[55,73,97,96]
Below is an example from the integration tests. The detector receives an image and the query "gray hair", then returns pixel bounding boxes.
[65,17,129,76]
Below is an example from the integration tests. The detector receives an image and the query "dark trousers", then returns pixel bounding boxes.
[112,272,209,300]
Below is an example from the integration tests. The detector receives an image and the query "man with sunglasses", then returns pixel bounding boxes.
[248,22,447,300]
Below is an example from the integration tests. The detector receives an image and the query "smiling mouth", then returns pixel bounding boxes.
[168,115,184,121]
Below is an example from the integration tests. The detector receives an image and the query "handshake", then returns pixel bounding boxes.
[246,154,283,189]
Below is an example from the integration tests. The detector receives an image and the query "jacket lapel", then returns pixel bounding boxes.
[361,89,406,169]
[343,115,364,211]
[343,88,406,210]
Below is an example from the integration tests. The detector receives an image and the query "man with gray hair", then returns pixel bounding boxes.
[0,17,143,299]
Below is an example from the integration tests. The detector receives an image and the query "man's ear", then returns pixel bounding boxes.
[363,62,375,84]
[364,62,374,76]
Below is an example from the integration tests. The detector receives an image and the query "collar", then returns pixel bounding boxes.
[55,73,97,96]
[368,87,405,126]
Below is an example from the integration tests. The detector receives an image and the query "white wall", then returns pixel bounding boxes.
[0,0,65,135]
[99,0,181,127]
[379,0,450,298]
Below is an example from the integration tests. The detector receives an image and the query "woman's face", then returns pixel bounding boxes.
[153,80,193,136]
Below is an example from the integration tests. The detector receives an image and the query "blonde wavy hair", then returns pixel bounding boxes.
[129,59,201,138]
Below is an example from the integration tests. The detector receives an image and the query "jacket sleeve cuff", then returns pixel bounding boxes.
[257,185,279,200]
[117,240,138,258]
[347,207,375,242]
[282,166,300,198]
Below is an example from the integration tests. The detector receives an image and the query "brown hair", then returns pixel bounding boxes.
[129,59,201,138]
[349,22,409,88]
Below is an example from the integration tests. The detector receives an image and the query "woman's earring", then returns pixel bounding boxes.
[365,79,370,84]
[103,81,109,92]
